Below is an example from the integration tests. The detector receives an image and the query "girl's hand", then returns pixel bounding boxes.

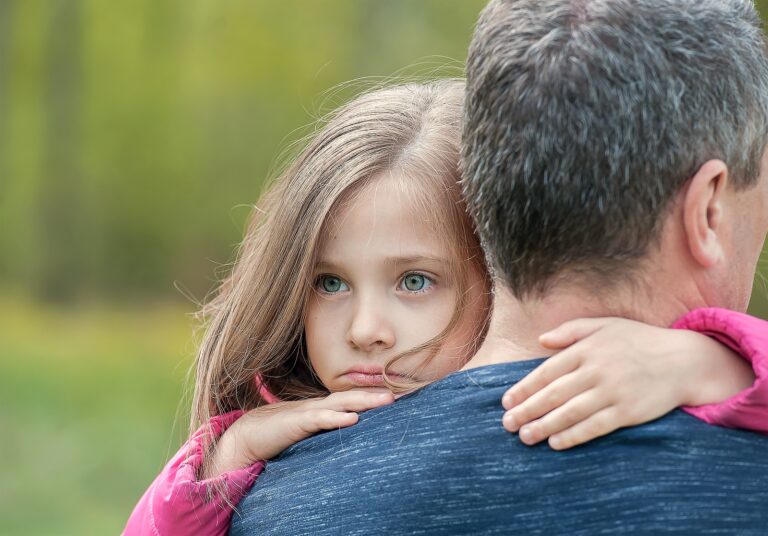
[500,317,754,451]
[203,389,394,479]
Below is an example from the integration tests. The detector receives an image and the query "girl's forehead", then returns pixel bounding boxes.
[320,173,452,257]
[328,174,433,231]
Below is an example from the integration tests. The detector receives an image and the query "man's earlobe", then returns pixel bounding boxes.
[682,159,728,268]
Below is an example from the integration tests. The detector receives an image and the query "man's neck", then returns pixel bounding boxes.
[463,277,700,370]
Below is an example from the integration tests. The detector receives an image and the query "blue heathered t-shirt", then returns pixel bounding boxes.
[230,359,768,535]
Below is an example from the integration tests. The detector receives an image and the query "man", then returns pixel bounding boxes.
[231,1,768,533]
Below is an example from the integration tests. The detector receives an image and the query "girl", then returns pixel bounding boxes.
[123,80,768,536]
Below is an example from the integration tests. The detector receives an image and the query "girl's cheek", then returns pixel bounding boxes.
[434,285,460,322]
[408,291,457,340]
[305,301,333,360]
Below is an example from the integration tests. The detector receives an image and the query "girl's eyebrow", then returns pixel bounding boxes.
[383,255,449,267]
[314,255,448,272]
[314,260,343,273]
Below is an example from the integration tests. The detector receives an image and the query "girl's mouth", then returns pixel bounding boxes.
[341,367,410,387]
[342,372,386,386]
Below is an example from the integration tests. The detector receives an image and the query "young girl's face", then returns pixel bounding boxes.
[304,174,487,393]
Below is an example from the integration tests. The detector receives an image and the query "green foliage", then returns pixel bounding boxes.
[0,0,765,314]
[0,0,486,302]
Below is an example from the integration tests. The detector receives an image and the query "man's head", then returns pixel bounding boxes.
[462,0,768,312]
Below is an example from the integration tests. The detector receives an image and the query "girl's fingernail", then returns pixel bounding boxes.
[503,412,518,432]
[502,394,514,408]
[519,426,533,443]
[549,436,561,449]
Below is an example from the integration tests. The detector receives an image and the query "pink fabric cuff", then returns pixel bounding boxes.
[674,307,768,433]
[123,410,265,536]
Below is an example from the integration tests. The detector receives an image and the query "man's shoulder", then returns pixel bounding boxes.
[276,358,768,470]
[286,358,766,455]
[232,361,768,535]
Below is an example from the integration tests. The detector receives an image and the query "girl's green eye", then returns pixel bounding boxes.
[318,275,348,293]
[401,273,433,292]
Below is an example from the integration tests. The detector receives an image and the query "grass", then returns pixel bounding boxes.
[0,297,195,535]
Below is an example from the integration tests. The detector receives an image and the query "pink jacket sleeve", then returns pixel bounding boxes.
[674,307,768,433]
[122,410,265,536]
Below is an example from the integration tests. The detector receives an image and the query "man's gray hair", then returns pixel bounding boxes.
[461,0,768,298]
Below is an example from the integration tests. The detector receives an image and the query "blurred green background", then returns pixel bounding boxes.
[1,1,766,534]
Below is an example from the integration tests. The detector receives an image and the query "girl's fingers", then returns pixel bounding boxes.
[546,407,621,451]
[296,409,359,435]
[312,389,395,413]
[515,390,611,445]
[538,317,615,350]
[501,351,580,410]
[502,370,594,432]
[252,407,362,460]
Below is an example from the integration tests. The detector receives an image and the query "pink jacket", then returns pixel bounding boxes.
[674,308,768,431]
[123,307,768,536]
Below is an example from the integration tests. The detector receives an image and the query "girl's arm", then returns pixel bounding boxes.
[123,390,394,536]
[499,309,767,450]
[122,411,263,536]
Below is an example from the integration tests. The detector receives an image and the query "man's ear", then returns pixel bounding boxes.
[682,159,729,268]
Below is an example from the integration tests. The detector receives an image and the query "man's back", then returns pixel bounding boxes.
[230,360,768,535]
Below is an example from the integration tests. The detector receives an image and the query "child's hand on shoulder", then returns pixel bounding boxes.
[500,317,754,450]
[204,389,394,479]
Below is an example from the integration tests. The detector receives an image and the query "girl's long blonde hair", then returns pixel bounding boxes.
[191,80,490,433]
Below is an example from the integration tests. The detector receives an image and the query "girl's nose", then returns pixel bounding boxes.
[346,299,396,352]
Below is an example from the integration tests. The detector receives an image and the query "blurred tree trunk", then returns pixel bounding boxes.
[0,1,13,281]
[0,0,10,161]
[38,0,84,302]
